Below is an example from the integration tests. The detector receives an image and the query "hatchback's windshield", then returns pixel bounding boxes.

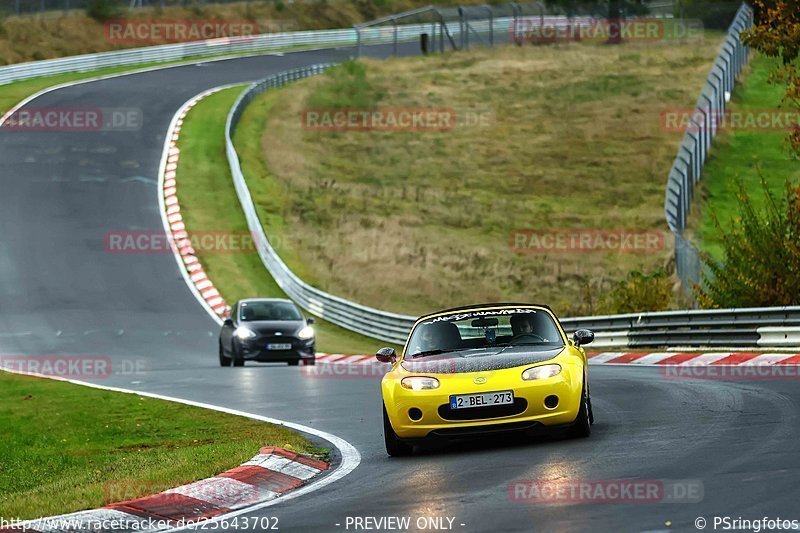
[240,301,302,321]
[405,308,564,358]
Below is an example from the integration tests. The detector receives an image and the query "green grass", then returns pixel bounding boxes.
[174,87,387,355]
[693,55,800,259]
[0,371,324,520]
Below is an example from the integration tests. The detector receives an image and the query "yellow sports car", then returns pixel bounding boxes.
[376,303,595,456]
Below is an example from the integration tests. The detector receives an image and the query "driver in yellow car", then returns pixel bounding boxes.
[510,314,534,338]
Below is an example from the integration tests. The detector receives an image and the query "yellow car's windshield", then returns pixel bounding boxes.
[405,308,564,359]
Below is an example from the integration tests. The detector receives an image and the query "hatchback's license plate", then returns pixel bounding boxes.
[267,343,292,350]
[450,390,514,410]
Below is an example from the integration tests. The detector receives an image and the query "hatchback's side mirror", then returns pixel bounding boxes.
[573,329,595,347]
[223,318,234,327]
[376,347,397,363]
[306,317,316,325]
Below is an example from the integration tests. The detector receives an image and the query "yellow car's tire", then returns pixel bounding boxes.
[567,385,592,438]
[383,406,414,457]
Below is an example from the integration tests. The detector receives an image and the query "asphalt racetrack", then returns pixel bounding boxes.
[1,43,799,533]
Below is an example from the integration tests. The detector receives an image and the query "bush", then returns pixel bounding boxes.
[600,269,672,314]
[696,178,800,308]
[306,61,382,110]
[86,0,121,22]
[679,0,742,30]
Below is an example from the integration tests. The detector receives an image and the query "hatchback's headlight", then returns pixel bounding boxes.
[522,364,562,380]
[401,377,440,390]
[297,325,315,340]
[234,327,257,340]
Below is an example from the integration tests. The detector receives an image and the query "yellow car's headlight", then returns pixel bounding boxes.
[401,377,440,390]
[522,364,562,380]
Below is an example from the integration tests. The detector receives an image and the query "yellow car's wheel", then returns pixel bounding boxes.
[567,385,591,438]
[383,406,414,457]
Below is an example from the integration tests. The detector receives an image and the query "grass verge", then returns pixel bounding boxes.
[174,87,386,355]
[0,371,324,520]
[692,54,800,259]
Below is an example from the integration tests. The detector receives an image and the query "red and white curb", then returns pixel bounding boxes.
[315,352,800,367]
[158,86,238,324]
[11,448,328,533]
[586,351,800,366]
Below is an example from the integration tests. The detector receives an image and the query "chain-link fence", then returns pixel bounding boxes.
[664,2,752,297]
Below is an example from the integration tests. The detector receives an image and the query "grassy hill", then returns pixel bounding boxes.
[236,38,724,317]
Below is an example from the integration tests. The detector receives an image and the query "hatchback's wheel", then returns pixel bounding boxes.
[232,345,245,367]
[383,406,414,456]
[302,359,316,366]
[288,360,300,367]
[219,343,232,367]
[567,385,591,438]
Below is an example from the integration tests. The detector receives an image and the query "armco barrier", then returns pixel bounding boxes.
[225,65,800,349]
[0,18,519,88]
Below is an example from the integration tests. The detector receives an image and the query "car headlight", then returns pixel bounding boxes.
[297,325,314,340]
[522,364,562,380]
[234,327,257,340]
[401,377,440,390]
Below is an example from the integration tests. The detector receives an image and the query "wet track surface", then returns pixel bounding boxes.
[1,44,799,533]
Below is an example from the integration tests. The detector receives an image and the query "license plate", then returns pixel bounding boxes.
[266,343,292,350]
[450,390,514,410]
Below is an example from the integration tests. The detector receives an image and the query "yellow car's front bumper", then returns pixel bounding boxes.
[381,353,586,440]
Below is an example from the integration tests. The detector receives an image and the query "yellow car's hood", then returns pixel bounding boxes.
[401,346,565,374]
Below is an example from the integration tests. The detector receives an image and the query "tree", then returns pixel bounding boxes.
[695,178,800,308]
[742,1,800,156]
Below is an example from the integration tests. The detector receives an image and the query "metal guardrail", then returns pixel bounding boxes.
[226,63,800,350]
[664,2,753,295]
[0,29,359,87]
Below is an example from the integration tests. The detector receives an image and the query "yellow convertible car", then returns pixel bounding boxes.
[376,303,595,456]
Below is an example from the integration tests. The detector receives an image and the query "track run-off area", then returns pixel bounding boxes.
[1,43,799,533]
